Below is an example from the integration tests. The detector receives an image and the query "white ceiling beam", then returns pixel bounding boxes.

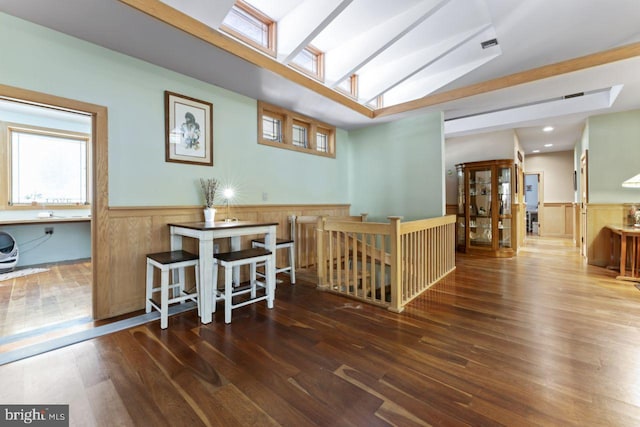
[444,86,622,136]
[278,0,354,63]
[324,0,453,87]
[159,0,234,28]
[358,24,492,103]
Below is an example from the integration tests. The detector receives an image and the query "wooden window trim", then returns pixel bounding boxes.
[290,45,325,82]
[258,101,335,158]
[3,121,92,209]
[220,0,276,57]
[315,125,334,154]
[336,74,358,99]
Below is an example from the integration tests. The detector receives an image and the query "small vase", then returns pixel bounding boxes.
[203,207,216,224]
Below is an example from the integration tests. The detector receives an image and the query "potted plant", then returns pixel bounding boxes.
[200,177,219,223]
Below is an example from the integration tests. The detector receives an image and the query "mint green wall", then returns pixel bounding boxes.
[0,13,350,207]
[588,109,640,203]
[347,113,444,221]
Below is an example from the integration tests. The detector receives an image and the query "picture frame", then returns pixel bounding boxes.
[165,91,213,166]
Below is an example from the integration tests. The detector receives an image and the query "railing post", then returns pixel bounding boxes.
[288,215,297,268]
[388,216,404,313]
[316,216,327,289]
[360,213,368,222]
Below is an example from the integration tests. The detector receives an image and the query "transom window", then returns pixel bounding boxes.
[291,46,324,81]
[8,125,90,206]
[221,1,276,56]
[258,101,335,158]
[292,120,308,148]
[262,113,283,143]
[316,129,330,153]
[336,75,358,99]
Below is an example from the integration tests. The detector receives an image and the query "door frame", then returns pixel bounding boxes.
[524,171,544,236]
[0,83,108,319]
[580,150,588,258]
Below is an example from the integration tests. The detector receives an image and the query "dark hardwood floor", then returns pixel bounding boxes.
[1,237,639,426]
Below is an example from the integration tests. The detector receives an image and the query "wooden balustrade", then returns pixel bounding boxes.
[290,214,368,272]
[314,214,457,312]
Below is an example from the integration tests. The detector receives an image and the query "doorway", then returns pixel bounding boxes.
[524,173,542,236]
[0,93,95,346]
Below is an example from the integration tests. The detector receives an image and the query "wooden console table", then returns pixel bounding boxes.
[606,224,640,282]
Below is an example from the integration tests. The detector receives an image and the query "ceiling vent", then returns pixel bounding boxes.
[481,38,499,49]
[564,92,585,99]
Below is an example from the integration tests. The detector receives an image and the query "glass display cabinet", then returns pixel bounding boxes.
[456,159,516,257]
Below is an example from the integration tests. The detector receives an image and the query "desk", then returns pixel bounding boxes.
[169,221,278,323]
[606,224,640,282]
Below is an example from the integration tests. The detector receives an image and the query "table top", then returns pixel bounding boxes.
[168,220,278,231]
[606,224,640,234]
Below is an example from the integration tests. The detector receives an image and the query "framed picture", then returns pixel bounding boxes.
[165,91,213,166]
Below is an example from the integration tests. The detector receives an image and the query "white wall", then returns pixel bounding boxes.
[525,151,574,203]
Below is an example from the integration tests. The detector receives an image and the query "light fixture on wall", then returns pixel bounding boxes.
[223,188,235,222]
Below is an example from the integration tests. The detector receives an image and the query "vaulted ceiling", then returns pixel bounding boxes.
[1,0,640,154]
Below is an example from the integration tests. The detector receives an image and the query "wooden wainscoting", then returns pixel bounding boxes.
[97,204,350,319]
[586,203,625,267]
[540,202,574,238]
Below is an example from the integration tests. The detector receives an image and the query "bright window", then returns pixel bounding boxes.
[337,75,358,98]
[258,101,335,158]
[262,114,283,142]
[291,46,324,81]
[221,1,275,56]
[316,131,329,153]
[292,121,308,148]
[9,126,89,205]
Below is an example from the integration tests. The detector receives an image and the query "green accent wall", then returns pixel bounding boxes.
[0,12,350,207]
[347,113,445,221]
[588,109,640,203]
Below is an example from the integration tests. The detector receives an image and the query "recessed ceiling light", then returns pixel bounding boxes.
[544,143,553,147]
[532,149,540,153]
[543,126,554,132]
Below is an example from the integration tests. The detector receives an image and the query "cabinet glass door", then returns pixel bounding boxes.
[456,166,465,247]
[498,218,511,248]
[498,166,512,249]
[469,168,492,248]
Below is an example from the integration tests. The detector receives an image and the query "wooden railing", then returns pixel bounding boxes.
[315,215,456,312]
[290,214,368,271]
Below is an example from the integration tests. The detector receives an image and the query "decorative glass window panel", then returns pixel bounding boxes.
[316,132,328,153]
[223,6,269,48]
[293,49,317,74]
[292,123,308,148]
[262,115,282,142]
[337,75,357,97]
[291,46,323,80]
[10,129,88,205]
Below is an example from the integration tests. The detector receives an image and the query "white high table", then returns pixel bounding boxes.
[168,221,278,324]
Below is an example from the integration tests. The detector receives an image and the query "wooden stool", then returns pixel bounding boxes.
[251,238,295,284]
[212,247,273,324]
[146,250,199,329]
